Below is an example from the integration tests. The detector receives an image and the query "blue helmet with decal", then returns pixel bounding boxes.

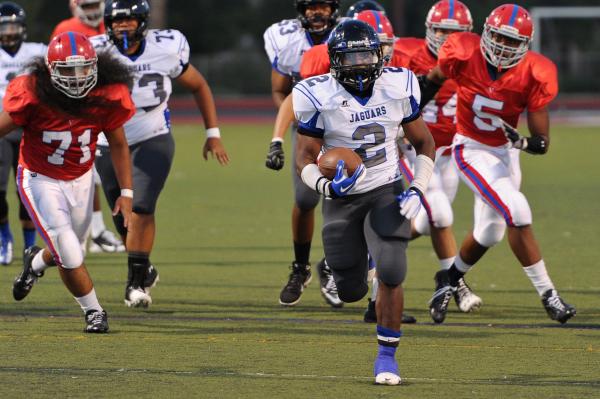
[104,0,149,51]
[295,0,340,36]
[328,20,383,92]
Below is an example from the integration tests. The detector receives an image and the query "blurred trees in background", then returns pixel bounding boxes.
[16,0,600,94]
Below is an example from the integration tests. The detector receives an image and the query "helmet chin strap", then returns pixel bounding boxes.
[122,33,128,51]
[358,74,363,92]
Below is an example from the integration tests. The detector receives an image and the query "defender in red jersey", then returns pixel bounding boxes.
[1,32,134,333]
[394,0,481,314]
[52,1,125,255]
[422,4,576,324]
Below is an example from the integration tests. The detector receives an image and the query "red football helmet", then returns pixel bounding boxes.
[46,31,98,98]
[481,4,534,70]
[354,10,394,63]
[425,0,473,56]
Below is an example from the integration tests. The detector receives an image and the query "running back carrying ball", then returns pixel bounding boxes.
[318,147,363,179]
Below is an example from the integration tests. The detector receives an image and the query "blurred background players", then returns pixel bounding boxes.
[294,20,435,384]
[0,1,46,265]
[52,0,125,254]
[7,32,134,332]
[92,0,229,308]
[421,4,576,324]
[51,0,105,38]
[395,0,482,316]
[264,0,341,307]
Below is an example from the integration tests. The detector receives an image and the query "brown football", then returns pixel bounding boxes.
[318,147,363,179]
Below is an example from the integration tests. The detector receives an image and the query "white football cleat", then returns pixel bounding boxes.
[124,287,152,308]
[454,277,482,313]
[375,372,402,386]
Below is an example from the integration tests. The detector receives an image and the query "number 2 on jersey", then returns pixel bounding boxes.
[352,123,387,168]
[43,129,91,166]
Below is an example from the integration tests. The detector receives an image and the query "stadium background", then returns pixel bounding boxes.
[16,0,600,100]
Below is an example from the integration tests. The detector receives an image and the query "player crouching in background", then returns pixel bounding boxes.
[5,32,135,333]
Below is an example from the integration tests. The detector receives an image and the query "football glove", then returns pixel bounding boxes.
[397,187,423,219]
[501,120,527,150]
[265,140,284,170]
[330,160,366,198]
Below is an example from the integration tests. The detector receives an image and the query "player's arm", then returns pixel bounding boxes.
[502,108,550,155]
[265,94,295,170]
[271,71,293,108]
[104,126,133,228]
[418,66,447,110]
[176,64,229,165]
[398,116,436,218]
[0,112,19,137]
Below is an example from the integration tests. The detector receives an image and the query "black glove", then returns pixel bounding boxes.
[417,75,441,110]
[265,140,284,170]
[501,120,547,155]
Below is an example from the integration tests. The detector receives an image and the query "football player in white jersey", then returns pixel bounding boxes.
[264,0,343,308]
[0,2,46,265]
[91,0,229,308]
[294,20,435,385]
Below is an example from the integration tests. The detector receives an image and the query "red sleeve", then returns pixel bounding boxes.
[95,84,136,132]
[392,38,425,68]
[527,53,558,112]
[300,44,330,79]
[3,75,37,127]
[438,32,479,79]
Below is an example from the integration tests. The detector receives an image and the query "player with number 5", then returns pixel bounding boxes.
[91,0,229,308]
[2,31,134,333]
[420,4,576,324]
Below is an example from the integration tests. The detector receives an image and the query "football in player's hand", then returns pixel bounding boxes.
[318,147,363,179]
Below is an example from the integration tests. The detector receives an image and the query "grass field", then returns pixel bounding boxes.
[0,124,598,398]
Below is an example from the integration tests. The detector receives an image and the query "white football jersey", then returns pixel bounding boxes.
[293,67,421,194]
[91,29,190,146]
[264,18,314,80]
[0,42,46,141]
[0,42,47,103]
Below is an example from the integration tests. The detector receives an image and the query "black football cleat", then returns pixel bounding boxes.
[84,309,109,333]
[13,246,43,301]
[541,289,576,324]
[454,277,482,313]
[279,261,312,306]
[428,270,455,324]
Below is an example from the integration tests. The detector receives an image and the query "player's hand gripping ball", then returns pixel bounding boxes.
[318,147,363,179]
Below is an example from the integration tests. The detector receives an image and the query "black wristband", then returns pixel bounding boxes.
[417,75,442,110]
[409,186,424,199]
[524,135,547,155]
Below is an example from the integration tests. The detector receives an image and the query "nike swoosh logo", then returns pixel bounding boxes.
[340,184,353,194]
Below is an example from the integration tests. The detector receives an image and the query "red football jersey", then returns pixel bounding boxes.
[4,75,135,180]
[394,37,458,149]
[438,32,558,147]
[51,17,105,39]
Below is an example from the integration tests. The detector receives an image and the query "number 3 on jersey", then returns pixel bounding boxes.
[472,94,504,131]
[43,130,91,166]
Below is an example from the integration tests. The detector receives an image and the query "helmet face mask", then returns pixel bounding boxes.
[425,0,472,57]
[328,20,383,92]
[104,0,150,51]
[480,4,533,70]
[295,0,340,35]
[46,32,98,99]
[74,0,105,28]
[0,1,26,52]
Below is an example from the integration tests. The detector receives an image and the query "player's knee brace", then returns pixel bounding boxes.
[54,228,84,269]
[427,190,454,229]
[0,191,8,219]
[376,257,407,286]
[506,191,532,226]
